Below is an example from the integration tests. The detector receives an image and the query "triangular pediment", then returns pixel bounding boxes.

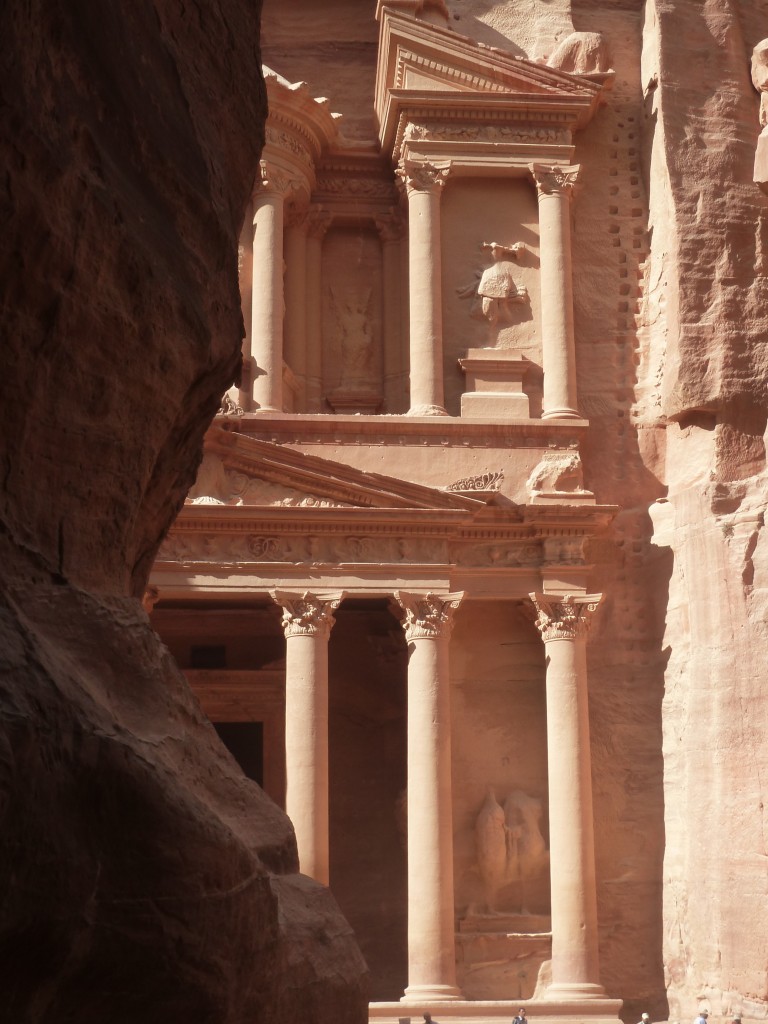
[184,427,485,513]
[375,6,604,153]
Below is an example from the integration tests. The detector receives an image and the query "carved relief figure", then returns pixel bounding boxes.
[330,287,376,386]
[474,788,549,913]
[526,450,587,496]
[458,242,528,326]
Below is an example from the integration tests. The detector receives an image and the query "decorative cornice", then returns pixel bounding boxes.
[528,592,602,642]
[394,591,464,640]
[271,590,344,639]
[529,163,580,196]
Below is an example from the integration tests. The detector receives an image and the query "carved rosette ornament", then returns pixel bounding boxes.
[272,591,343,639]
[528,592,602,642]
[396,158,451,195]
[395,591,464,641]
[529,163,580,197]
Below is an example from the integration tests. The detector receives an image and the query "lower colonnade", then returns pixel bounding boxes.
[257,585,620,1021]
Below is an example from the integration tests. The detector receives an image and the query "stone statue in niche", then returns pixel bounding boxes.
[457,242,528,327]
[326,285,383,413]
[475,789,549,913]
[330,287,376,386]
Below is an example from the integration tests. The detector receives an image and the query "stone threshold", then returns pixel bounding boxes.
[369,997,624,1024]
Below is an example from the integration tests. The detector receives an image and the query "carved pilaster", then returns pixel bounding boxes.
[396,158,451,195]
[528,592,602,642]
[529,163,580,197]
[272,591,343,639]
[395,591,464,641]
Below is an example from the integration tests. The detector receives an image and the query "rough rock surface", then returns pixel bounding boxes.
[0,2,368,1021]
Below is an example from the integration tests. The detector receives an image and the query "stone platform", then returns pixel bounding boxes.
[369,997,624,1024]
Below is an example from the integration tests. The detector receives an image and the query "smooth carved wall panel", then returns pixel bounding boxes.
[322,226,385,411]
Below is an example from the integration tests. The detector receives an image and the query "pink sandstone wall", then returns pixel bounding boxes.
[260,0,768,1018]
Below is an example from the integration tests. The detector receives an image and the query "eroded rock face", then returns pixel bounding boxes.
[0,1,367,1020]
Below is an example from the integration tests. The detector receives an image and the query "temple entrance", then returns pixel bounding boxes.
[328,598,408,1000]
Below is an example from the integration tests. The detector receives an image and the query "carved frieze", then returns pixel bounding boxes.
[404,122,566,145]
[455,541,541,568]
[265,126,313,168]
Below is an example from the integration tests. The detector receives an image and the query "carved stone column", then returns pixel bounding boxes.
[251,161,295,413]
[395,591,464,1001]
[284,204,308,410]
[375,211,405,413]
[529,592,605,998]
[272,590,343,885]
[529,164,581,420]
[234,197,253,411]
[398,160,450,416]
[305,207,333,412]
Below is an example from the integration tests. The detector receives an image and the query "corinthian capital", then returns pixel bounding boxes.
[528,592,602,642]
[395,591,464,641]
[306,205,334,240]
[272,591,344,639]
[529,163,580,196]
[256,160,300,198]
[396,159,450,195]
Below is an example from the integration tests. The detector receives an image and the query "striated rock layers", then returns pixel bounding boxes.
[0,2,367,1022]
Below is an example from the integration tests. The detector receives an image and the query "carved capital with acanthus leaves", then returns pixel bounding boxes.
[374,210,405,243]
[529,163,580,197]
[256,159,301,199]
[396,159,451,196]
[528,592,602,642]
[395,591,464,641]
[305,206,334,240]
[272,591,344,639]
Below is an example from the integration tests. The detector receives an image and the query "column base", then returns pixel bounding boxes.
[545,982,607,1000]
[402,984,463,1001]
[542,407,581,420]
[407,404,449,416]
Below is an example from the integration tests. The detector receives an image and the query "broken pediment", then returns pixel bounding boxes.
[375,1,607,157]
[186,427,486,513]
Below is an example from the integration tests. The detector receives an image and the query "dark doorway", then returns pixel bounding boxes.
[328,598,408,1000]
[213,722,264,788]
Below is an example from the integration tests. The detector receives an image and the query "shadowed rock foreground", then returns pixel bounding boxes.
[0,2,368,1020]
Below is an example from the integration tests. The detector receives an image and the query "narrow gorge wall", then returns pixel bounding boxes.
[0,2,367,1021]
[639,1,768,1019]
